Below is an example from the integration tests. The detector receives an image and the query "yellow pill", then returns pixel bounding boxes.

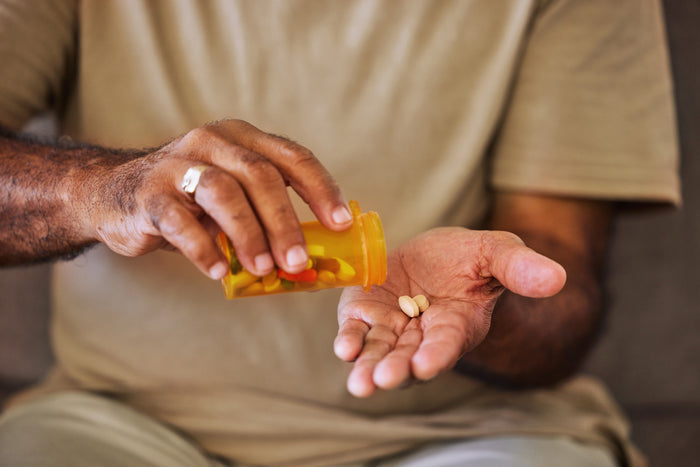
[413,294,430,312]
[241,281,264,295]
[307,244,325,257]
[262,277,282,293]
[229,270,260,290]
[317,269,336,284]
[398,295,420,318]
[261,271,278,287]
[335,258,356,281]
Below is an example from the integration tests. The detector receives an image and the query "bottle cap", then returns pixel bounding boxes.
[350,200,387,291]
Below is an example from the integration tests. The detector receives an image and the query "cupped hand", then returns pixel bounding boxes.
[334,227,566,397]
[86,119,352,279]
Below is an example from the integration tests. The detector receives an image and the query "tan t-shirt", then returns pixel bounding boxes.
[0,1,679,466]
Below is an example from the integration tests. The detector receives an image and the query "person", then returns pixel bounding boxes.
[0,1,679,466]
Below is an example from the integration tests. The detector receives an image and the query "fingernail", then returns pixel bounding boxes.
[254,253,274,273]
[332,205,352,225]
[209,261,229,280]
[286,245,308,269]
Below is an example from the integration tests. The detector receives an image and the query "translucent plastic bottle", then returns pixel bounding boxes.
[216,201,387,299]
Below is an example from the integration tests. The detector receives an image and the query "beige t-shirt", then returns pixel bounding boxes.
[0,1,679,466]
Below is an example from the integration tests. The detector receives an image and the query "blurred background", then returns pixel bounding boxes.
[581,1,700,464]
[1,1,698,465]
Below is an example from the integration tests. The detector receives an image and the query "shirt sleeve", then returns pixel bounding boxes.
[490,0,680,205]
[0,0,77,130]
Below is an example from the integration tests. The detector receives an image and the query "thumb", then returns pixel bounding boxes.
[483,232,566,298]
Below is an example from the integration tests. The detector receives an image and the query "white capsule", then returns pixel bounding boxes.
[413,294,430,312]
[398,295,420,318]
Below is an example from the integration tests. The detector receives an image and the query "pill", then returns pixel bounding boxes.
[413,294,430,312]
[317,270,336,284]
[261,272,282,293]
[398,295,420,318]
[316,258,339,273]
[307,244,325,257]
[241,281,264,295]
[335,258,356,281]
[316,257,356,282]
[229,270,260,289]
[278,268,318,283]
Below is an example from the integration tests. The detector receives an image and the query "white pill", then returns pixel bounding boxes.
[398,295,420,318]
[413,294,430,312]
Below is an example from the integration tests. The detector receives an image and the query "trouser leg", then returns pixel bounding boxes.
[0,391,228,467]
[373,435,618,467]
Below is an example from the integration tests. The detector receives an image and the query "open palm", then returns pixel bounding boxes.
[335,227,566,397]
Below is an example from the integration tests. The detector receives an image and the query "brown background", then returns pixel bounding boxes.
[1,1,698,465]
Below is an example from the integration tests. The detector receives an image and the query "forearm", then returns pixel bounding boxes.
[0,125,144,265]
[456,193,614,387]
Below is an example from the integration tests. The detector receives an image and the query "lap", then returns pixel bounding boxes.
[1,391,617,467]
[373,436,618,467]
[0,391,227,467]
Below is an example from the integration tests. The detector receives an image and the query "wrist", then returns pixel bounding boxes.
[62,146,148,245]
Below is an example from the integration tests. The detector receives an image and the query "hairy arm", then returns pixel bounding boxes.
[0,120,352,277]
[0,126,144,264]
[456,192,614,387]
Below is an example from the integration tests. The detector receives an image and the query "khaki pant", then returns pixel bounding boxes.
[0,391,617,467]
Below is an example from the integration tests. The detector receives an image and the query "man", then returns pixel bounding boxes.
[0,1,679,466]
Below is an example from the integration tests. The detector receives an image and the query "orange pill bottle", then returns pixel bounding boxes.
[216,201,387,299]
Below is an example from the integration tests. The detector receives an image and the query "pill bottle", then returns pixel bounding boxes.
[216,200,387,299]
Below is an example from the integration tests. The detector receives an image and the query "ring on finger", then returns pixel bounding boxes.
[181,165,211,198]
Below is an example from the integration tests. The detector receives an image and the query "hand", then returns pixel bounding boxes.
[334,227,566,397]
[84,119,352,279]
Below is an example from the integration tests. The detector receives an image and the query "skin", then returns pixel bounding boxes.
[1,118,612,396]
[0,119,353,278]
[336,193,613,397]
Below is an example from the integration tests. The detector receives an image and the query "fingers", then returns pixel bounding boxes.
[344,324,400,398]
[336,313,423,397]
[410,304,476,381]
[148,196,229,280]
[216,120,353,231]
[334,318,369,362]
[123,119,350,279]
[192,166,288,275]
[373,324,422,388]
[480,231,567,298]
[171,121,352,275]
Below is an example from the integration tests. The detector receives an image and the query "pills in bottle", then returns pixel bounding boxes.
[217,201,386,299]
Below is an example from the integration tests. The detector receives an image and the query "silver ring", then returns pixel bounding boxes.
[181,165,211,197]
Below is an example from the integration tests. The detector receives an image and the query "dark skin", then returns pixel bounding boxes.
[460,193,613,387]
[0,120,354,277]
[1,119,610,395]
[336,193,613,396]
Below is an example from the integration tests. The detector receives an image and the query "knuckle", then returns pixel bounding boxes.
[490,230,524,246]
[238,150,282,183]
[274,136,317,166]
[198,170,240,204]
[178,126,221,153]
[267,205,296,234]
[146,197,190,237]
[225,118,248,129]
[182,241,211,265]
[144,196,170,228]
[154,208,188,237]
[264,204,299,235]
[280,141,318,165]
